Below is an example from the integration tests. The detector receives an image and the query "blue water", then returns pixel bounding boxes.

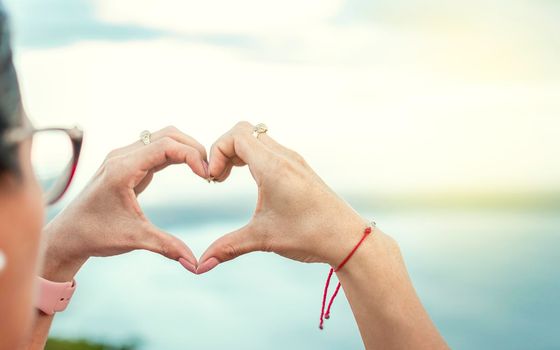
[47,206,560,349]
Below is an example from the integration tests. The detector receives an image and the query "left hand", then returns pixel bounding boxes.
[196,121,368,274]
[41,126,208,281]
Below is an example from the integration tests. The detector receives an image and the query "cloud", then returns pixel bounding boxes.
[90,0,560,82]
[94,0,344,36]
[13,37,560,203]
[5,0,559,204]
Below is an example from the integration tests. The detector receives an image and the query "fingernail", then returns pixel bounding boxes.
[196,257,219,275]
[179,258,197,274]
[202,160,209,178]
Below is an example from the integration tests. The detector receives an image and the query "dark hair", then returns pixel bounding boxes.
[0,5,22,176]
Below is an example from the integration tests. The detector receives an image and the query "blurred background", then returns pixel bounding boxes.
[4,0,560,349]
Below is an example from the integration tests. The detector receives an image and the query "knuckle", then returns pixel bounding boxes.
[273,156,293,173]
[183,147,199,162]
[103,155,122,172]
[271,155,304,183]
[231,156,244,166]
[101,156,126,182]
[211,139,225,154]
[209,142,218,154]
[156,136,175,148]
[105,148,121,160]
[157,238,181,257]
[222,243,239,260]
[167,240,182,256]
[159,241,170,256]
[289,150,306,165]
[198,145,208,158]
[163,125,179,134]
[235,120,251,128]
[234,120,252,133]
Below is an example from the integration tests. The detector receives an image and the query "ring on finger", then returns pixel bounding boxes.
[140,130,152,145]
[252,123,268,139]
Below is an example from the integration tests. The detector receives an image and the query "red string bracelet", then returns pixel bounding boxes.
[319,221,376,330]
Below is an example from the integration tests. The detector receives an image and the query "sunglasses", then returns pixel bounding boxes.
[3,126,83,205]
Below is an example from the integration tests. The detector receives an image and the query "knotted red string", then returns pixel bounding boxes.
[319,223,374,330]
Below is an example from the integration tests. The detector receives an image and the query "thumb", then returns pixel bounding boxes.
[197,224,261,275]
[142,224,198,274]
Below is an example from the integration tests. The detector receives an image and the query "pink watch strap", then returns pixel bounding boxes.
[35,276,76,315]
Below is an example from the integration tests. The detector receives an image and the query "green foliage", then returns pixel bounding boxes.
[45,338,137,350]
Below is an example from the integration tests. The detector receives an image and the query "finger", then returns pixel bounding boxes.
[142,225,198,274]
[134,170,154,195]
[208,121,273,182]
[109,126,208,162]
[150,126,208,161]
[123,137,208,185]
[252,129,308,166]
[254,132,291,157]
[213,162,234,183]
[196,224,261,274]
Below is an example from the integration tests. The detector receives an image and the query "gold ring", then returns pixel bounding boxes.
[140,130,151,145]
[252,123,268,139]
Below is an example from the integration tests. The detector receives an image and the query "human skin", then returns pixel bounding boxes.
[5,125,209,350]
[0,128,44,350]
[2,120,447,349]
[198,121,449,349]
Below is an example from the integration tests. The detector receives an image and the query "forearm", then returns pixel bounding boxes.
[23,314,53,350]
[23,223,87,350]
[336,228,448,350]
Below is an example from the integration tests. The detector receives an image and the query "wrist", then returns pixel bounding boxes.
[321,207,371,267]
[41,222,88,282]
[334,227,405,295]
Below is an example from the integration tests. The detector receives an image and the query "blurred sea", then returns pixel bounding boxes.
[47,198,560,349]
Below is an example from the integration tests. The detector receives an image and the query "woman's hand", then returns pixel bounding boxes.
[198,122,448,350]
[41,126,208,281]
[196,121,370,274]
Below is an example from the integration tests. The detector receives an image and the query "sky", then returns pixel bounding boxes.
[3,0,559,205]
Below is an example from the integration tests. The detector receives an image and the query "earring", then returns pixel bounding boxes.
[0,249,5,272]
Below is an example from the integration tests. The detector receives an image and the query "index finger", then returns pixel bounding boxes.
[208,121,273,183]
[117,137,208,188]
[108,126,208,162]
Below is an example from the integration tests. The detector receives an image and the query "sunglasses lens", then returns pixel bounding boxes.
[31,130,74,203]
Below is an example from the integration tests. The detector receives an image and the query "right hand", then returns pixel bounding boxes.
[197,121,370,274]
[42,126,208,280]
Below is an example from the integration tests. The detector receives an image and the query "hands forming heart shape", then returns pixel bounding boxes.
[41,121,368,281]
[39,122,450,349]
